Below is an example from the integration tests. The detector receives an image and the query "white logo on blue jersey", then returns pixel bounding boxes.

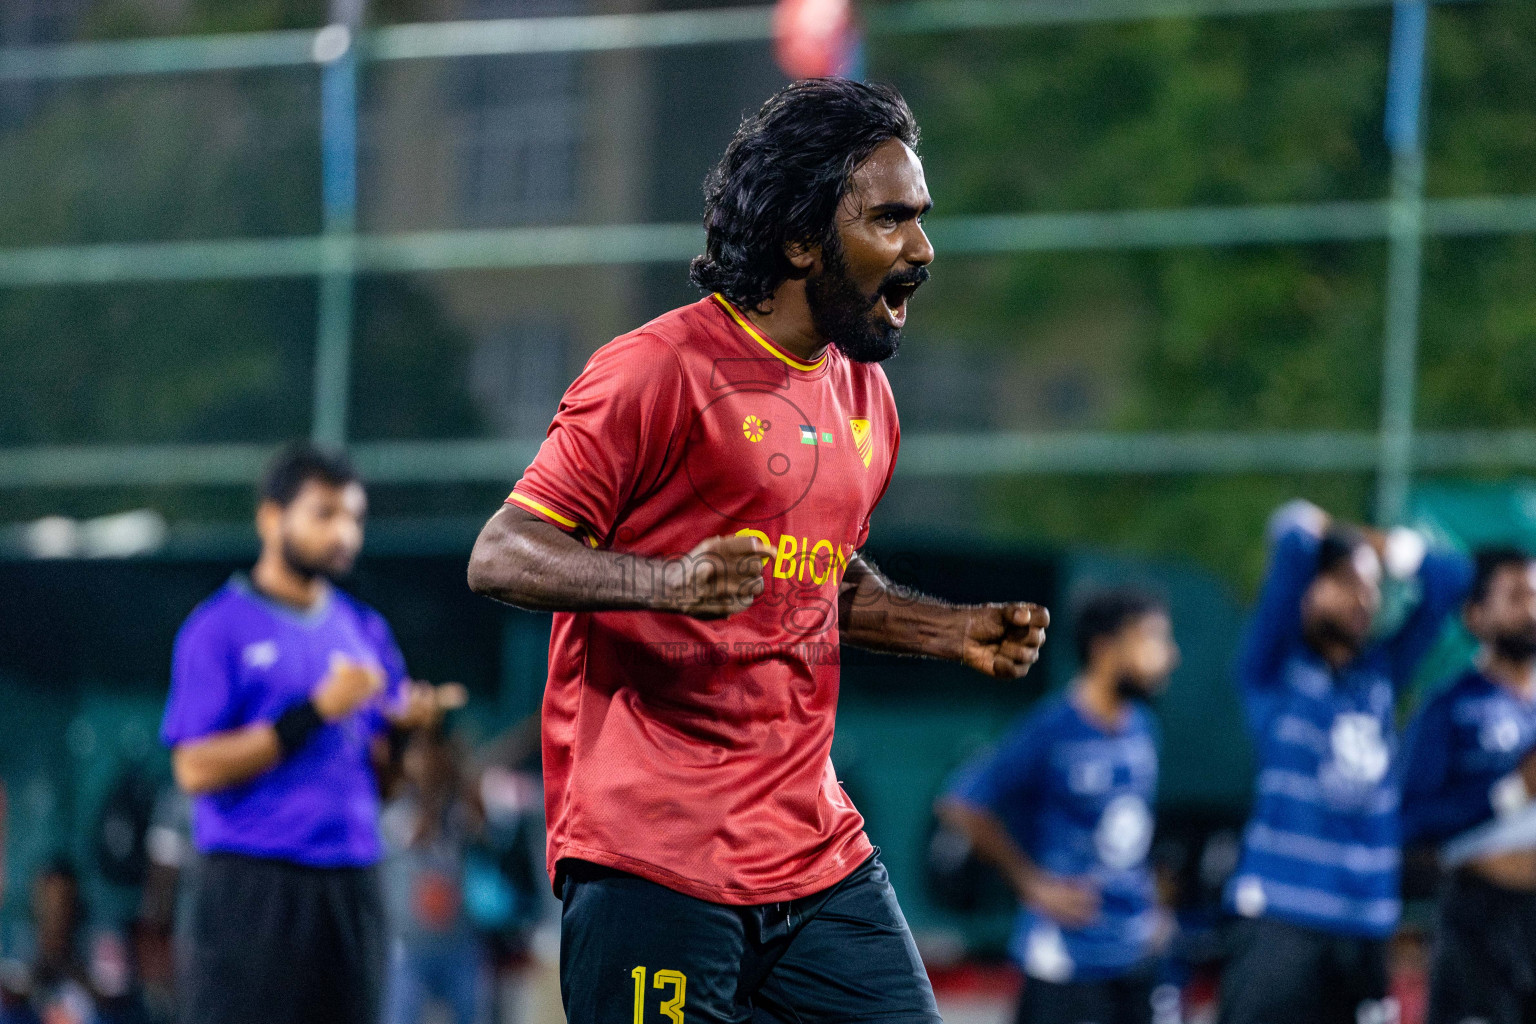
[1095,794,1153,871]
[1327,713,1389,785]
[242,640,279,669]
[1481,713,1522,753]
[1233,876,1267,918]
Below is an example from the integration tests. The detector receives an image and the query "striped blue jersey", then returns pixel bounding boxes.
[949,697,1160,982]
[1401,669,1536,845]
[1224,512,1471,938]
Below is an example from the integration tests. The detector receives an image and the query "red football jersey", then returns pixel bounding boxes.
[509,294,901,905]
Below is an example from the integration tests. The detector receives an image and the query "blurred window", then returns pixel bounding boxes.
[0,0,79,46]
[450,0,583,226]
[468,321,570,438]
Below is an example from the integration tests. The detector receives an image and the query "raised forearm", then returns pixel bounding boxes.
[172,724,282,795]
[468,507,665,612]
[837,554,965,659]
[468,506,767,617]
[936,798,1037,899]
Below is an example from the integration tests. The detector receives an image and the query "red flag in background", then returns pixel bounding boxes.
[773,0,860,79]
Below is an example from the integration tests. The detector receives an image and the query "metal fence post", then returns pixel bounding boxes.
[1375,0,1429,525]
[310,5,362,448]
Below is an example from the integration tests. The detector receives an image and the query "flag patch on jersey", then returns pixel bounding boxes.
[849,418,873,468]
[799,424,816,445]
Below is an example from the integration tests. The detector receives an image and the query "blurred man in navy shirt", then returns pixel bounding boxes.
[1219,500,1471,1024]
[1402,548,1536,1024]
[938,589,1180,1024]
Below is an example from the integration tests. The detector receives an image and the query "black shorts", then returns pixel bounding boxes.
[176,852,385,1024]
[559,852,941,1024]
[1216,917,1389,1024]
[1427,870,1536,1024]
[1014,969,1159,1024]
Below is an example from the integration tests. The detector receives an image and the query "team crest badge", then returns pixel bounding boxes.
[742,415,767,442]
[848,418,873,468]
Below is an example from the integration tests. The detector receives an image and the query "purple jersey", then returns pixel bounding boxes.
[161,576,408,867]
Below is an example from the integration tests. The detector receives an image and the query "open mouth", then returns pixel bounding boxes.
[878,280,920,328]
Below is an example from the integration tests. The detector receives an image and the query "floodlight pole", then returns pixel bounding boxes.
[311,0,364,448]
[1375,0,1429,526]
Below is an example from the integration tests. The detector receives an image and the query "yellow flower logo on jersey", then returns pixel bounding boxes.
[849,418,873,468]
[742,415,767,442]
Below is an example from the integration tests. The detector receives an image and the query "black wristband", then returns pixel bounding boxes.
[273,699,325,757]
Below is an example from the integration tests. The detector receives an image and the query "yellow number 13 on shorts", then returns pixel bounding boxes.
[631,966,687,1023]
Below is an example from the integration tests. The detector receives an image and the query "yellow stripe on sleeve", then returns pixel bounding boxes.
[506,491,602,548]
[507,491,579,530]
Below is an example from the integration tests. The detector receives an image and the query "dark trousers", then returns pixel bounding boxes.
[1217,917,1389,1024]
[177,852,385,1024]
[559,853,940,1024]
[1428,870,1536,1024]
[1015,970,1157,1024]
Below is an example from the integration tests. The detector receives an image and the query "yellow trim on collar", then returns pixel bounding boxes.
[712,293,827,373]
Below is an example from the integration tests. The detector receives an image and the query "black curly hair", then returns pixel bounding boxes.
[1470,546,1534,606]
[1074,588,1168,666]
[260,441,358,507]
[690,78,920,312]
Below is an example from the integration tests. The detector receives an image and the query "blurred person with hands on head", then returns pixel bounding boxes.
[160,443,463,1024]
[1401,548,1536,1024]
[938,589,1180,1024]
[1217,500,1471,1024]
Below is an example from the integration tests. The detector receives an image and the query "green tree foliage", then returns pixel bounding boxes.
[3,1,1534,593]
[873,3,1536,590]
[0,5,480,513]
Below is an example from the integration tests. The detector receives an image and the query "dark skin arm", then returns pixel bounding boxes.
[935,798,1099,927]
[838,553,1049,678]
[470,510,1047,677]
[468,506,770,617]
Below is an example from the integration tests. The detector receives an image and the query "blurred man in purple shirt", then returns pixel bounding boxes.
[161,444,458,1024]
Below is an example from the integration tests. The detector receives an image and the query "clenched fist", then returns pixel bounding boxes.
[659,534,771,619]
[312,657,384,721]
[960,603,1050,679]
[386,681,470,730]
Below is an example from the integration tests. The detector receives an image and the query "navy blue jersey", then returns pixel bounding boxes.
[1401,669,1536,845]
[1225,510,1471,938]
[949,696,1159,982]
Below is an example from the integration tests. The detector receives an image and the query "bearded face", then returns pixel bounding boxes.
[1302,553,1381,664]
[265,480,366,582]
[1110,612,1180,702]
[799,137,933,364]
[806,231,929,364]
[1471,561,1536,663]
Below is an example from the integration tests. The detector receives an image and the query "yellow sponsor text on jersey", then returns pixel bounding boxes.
[735,529,851,586]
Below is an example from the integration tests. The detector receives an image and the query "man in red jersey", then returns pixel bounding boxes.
[468,78,1049,1023]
